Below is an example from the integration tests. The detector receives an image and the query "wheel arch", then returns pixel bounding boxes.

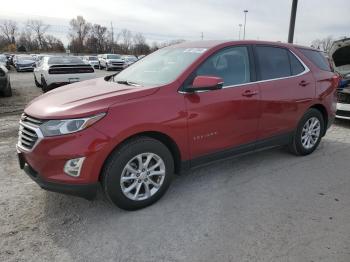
[309,103,328,136]
[99,131,183,182]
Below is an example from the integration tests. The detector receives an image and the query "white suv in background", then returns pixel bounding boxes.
[83,56,100,69]
[34,56,96,92]
[99,54,126,71]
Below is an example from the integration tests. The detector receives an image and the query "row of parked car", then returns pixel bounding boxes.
[0,52,146,96]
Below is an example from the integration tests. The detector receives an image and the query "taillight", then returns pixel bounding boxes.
[332,74,340,89]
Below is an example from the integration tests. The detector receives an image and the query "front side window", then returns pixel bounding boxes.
[256,46,291,80]
[195,46,251,87]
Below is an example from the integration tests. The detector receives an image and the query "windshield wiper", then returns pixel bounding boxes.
[116,80,142,87]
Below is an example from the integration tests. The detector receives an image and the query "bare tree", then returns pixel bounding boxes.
[311,36,333,52]
[0,20,18,44]
[133,33,149,55]
[69,16,91,52]
[44,35,65,52]
[27,20,49,50]
[119,29,133,53]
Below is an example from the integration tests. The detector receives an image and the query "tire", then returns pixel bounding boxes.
[34,75,41,88]
[2,82,12,97]
[102,137,174,210]
[41,76,49,93]
[289,108,325,156]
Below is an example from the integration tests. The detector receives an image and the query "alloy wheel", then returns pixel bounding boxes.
[120,153,166,201]
[301,117,321,149]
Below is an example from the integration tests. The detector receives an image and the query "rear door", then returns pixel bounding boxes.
[184,46,260,159]
[254,45,315,140]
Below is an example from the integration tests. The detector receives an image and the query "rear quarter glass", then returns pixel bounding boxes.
[297,48,332,72]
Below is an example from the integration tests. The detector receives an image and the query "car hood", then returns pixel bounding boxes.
[17,60,35,64]
[107,59,124,62]
[329,38,350,78]
[24,77,159,119]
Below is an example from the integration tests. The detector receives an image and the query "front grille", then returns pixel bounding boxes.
[337,91,350,104]
[111,62,124,66]
[336,110,350,118]
[19,63,34,67]
[18,114,44,150]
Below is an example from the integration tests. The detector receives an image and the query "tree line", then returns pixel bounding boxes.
[0,16,184,55]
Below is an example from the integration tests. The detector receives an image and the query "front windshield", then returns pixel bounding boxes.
[107,54,121,59]
[113,47,206,86]
[0,55,6,62]
[18,56,34,61]
[89,56,98,61]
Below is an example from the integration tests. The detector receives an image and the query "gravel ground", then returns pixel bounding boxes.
[1,70,350,262]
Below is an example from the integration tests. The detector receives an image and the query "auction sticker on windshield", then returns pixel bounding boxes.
[183,48,207,53]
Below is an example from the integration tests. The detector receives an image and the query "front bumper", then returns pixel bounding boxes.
[17,66,34,71]
[20,157,97,200]
[16,118,113,196]
[336,102,350,120]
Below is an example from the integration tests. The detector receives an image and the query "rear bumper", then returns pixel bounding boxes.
[23,162,97,200]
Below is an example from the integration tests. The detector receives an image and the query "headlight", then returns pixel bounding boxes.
[40,113,106,137]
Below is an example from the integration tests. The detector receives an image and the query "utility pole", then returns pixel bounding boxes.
[110,22,114,53]
[243,10,248,40]
[288,0,298,43]
[238,24,242,40]
[201,32,204,40]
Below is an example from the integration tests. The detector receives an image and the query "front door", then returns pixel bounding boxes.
[183,46,260,159]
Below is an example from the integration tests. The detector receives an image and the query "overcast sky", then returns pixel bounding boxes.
[0,0,349,46]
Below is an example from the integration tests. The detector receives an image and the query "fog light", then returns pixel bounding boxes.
[64,157,85,177]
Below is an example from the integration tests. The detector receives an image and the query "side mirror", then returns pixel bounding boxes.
[187,76,223,92]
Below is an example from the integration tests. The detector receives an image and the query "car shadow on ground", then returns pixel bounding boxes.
[40,135,350,261]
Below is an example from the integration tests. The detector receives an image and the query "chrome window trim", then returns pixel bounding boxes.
[179,49,310,94]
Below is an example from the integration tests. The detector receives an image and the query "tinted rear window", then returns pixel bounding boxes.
[48,57,83,65]
[298,48,331,71]
[256,46,291,80]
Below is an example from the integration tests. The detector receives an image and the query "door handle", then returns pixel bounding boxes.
[299,80,310,87]
[242,90,259,97]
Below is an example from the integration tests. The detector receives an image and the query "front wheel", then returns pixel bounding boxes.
[102,137,174,210]
[289,108,325,156]
[2,82,12,97]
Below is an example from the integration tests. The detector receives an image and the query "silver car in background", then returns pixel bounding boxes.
[83,56,100,69]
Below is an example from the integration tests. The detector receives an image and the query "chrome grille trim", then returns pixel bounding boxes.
[17,114,44,152]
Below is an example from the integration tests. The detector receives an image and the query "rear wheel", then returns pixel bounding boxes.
[102,137,174,210]
[34,75,41,88]
[289,108,324,155]
[2,82,12,97]
[41,76,49,93]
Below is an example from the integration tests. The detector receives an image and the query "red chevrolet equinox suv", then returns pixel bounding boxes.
[17,41,339,210]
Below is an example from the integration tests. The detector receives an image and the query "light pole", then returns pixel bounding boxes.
[243,10,248,40]
[238,24,242,40]
[288,0,298,43]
